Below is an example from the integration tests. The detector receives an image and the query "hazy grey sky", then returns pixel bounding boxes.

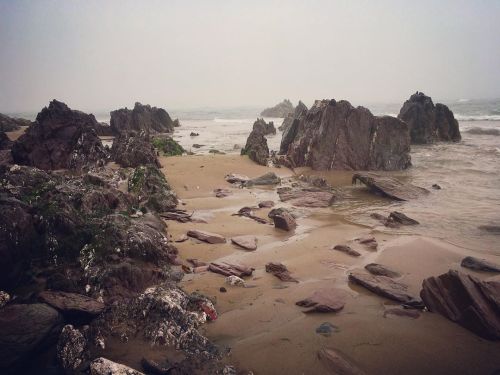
[1,0,499,112]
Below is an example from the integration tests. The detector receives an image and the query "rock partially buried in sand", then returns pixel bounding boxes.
[317,348,366,375]
[209,262,254,278]
[225,173,250,184]
[461,256,500,273]
[244,172,281,186]
[231,235,258,251]
[268,207,297,231]
[332,245,361,257]
[389,211,419,225]
[421,269,500,340]
[349,271,420,305]
[357,235,378,250]
[90,357,145,375]
[187,230,226,244]
[214,188,231,198]
[296,289,347,313]
[352,173,429,201]
[258,200,275,208]
[265,262,298,283]
[233,207,269,224]
[365,263,401,278]
[38,291,105,322]
[315,322,340,336]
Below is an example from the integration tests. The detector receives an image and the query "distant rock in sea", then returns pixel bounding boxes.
[110,102,175,135]
[398,92,461,144]
[282,99,411,171]
[0,113,31,132]
[11,100,108,170]
[260,99,295,118]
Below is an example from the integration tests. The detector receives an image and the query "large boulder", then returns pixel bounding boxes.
[110,102,174,135]
[0,113,31,132]
[11,100,108,170]
[241,120,270,166]
[260,99,295,118]
[398,92,461,144]
[421,270,500,340]
[284,99,411,171]
[111,133,160,168]
[279,100,308,154]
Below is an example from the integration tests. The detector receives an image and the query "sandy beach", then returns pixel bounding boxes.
[159,153,500,375]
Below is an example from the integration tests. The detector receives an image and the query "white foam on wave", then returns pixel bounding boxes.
[455,114,500,121]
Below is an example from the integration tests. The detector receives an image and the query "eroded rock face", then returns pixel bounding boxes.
[0,113,31,132]
[284,99,411,171]
[260,99,294,118]
[111,133,160,168]
[110,102,174,135]
[279,100,308,154]
[252,118,276,135]
[296,289,347,313]
[241,120,270,166]
[421,270,500,340]
[11,100,109,170]
[398,92,461,144]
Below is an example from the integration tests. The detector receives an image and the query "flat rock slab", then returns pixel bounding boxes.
[349,270,419,304]
[318,348,366,375]
[332,245,361,257]
[352,172,429,201]
[365,263,401,278]
[296,288,347,313]
[421,270,500,340]
[209,262,254,278]
[461,256,500,273]
[277,187,336,208]
[231,235,258,251]
[38,291,105,319]
[187,229,226,244]
[265,262,298,283]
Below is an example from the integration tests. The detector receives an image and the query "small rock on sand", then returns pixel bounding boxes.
[265,262,298,283]
[225,173,249,184]
[231,235,258,251]
[296,288,347,313]
[209,262,254,278]
[244,172,281,186]
[315,322,340,336]
[461,256,500,272]
[214,188,231,198]
[225,275,246,287]
[268,208,297,231]
[187,229,226,244]
[332,245,361,257]
[174,234,189,243]
[258,200,275,208]
[478,225,500,234]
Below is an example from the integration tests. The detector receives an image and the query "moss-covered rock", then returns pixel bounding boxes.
[128,165,177,212]
[152,137,185,156]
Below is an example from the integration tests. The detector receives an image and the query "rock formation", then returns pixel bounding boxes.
[252,118,276,135]
[0,113,31,132]
[11,100,108,170]
[279,100,308,131]
[110,102,175,135]
[398,92,461,144]
[260,99,295,118]
[283,99,411,171]
[241,119,270,165]
[111,133,160,168]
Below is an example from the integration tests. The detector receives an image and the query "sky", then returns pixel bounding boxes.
[1,0,499,112]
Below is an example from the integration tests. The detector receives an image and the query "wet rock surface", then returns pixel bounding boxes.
[352,173,430,201]
[187,229,226,244]
[11,100,108,170]
[398,92,461,144]
[389,211,420,225]
[90,357,145,375]
[421,270,500,340]
[461,256,500,273]
[279,100,308,154]
[110,102,175,135]
[284,99,411,171]
[268,207,297,231]
[232,206,269,224]
[265,262,298,282]
[112,133,160,168]
[252,117,276,135]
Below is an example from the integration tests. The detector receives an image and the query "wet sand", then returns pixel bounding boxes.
[161,154,500,375]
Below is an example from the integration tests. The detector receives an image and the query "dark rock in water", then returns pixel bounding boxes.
[192,143,204,148]
[349,270,420,304]
[110,102,174,135]
[432,183,442,190]
[466,127,500,136]
[187,229,226,244]
[389,211,419,225]
[279,100,308,154]
[365,263,401,278]
[245,172,281,186]
[352,173,429,201]
[91,357,145,375]
[38,291,105,322]
[112,133,160,168]
[398,92,461,144]
[479,225,500,234]
[260,99,295,118]
[173,119,181,127]
[253,118,276,135]
[268,207,297,231]
[332,245,361,257]
[296,289,347,313]
[231,235,258,251]
[128,165,178,212]
[57,324,87,371]
[241,119,270,165]
[277,186,336,208]
[284,99,411,170]
[421,270,500,340]
[209,262,254,278]
[11,100,108,170]
[265,262,298,282]
[461,256,500,273]
[318,348,366,375]
[0,303,63,368]
[0,113,31,132]
[190,132,199,136]
[315,322,340,336]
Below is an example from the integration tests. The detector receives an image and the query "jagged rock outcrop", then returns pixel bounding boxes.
[284,99,411,171]
[241,120,269,166]
[11,100,108,170]
[260,99,295,118]
[279,100,308,131]
[421,270,500,340]
[0,113,31,132]
[398,92,461,144]
[110,102,174,135]
[279,100,308,154]
[252,118,276,135]
[111,133,160,168]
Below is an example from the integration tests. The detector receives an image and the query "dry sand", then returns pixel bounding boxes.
[161,154,500,375]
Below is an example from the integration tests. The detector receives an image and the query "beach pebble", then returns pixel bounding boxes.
[225,275,246,287]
